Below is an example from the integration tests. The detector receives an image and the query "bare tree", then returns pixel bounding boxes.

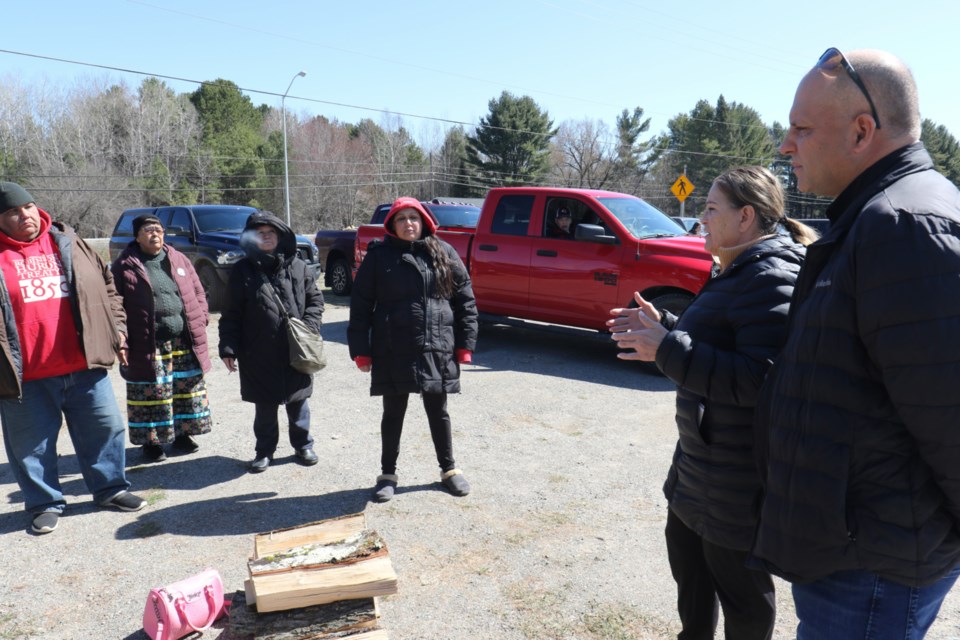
[134,78,205,205]
[285,115,375,231]
[28,78,129,233]
[355,113,428,204]
[550,118,617,189]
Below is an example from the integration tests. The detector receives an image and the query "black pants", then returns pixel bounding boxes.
[253,399,313,457]
[665,508,775,640]
[380,392,454,475]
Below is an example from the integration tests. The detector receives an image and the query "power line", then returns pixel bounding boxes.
[0,46,779,152]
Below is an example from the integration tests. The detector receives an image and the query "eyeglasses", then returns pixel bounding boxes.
[139,226,164,235]
[817,47,881,129]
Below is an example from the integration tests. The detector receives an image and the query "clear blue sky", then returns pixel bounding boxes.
[2,0,957,150]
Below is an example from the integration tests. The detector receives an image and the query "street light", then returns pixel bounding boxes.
[282,70,306,227]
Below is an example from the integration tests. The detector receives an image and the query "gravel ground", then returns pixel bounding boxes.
[1,293,958,639]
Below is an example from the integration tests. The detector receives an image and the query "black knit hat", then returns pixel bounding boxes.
[132,213,162,236]
[0,182,35,212]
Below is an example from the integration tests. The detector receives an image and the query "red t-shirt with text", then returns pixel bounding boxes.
[0,211,87,381]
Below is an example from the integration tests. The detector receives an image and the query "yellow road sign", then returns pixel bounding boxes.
[671,175,694,203]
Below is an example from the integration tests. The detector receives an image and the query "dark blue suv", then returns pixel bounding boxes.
[109,204,320,311]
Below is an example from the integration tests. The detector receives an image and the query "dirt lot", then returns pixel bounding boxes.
[1,293,958,639]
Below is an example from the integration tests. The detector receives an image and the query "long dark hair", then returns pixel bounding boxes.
[423,235,456,299]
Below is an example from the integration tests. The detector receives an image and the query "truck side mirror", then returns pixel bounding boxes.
[575,223,617,244]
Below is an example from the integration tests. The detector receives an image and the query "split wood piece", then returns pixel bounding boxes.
[251,554,398,613]
[228,589,384,640]
[254,512,367,559]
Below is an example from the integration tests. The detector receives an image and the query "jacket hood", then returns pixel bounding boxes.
[383,197,437,239]
[240,211,297,260]
[0,207,52,249]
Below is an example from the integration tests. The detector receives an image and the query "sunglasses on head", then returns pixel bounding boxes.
[817,47,881,129]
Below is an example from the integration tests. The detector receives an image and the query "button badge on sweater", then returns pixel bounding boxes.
[177,268,186,276]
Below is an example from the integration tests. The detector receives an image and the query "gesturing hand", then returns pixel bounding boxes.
[607,292,668,362]
[607,291,662,333]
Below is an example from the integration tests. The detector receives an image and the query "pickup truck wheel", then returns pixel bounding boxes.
[329,258,353,296]
[198,265,225,312]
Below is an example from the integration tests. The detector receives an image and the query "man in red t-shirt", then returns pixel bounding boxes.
[0,182,146,534]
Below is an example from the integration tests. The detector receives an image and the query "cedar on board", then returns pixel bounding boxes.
[254,513,367,559]
[248,515,398,614]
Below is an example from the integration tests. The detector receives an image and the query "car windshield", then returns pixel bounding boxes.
[194,209,253,233]
[597,196,685,238]
[425,205,480,228]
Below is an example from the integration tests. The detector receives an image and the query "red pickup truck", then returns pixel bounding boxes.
[355,187,713,331]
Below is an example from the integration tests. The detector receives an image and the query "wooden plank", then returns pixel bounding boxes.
[252,555,398,613]
[254,513,367,559]
[228,590,383,640]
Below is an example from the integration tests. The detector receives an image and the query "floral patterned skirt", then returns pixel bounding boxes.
[126,335,212,445]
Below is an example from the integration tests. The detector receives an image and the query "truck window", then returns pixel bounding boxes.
[598,196,683,239]
[193,208,250,233]
[490,195,534,236]
[371,205,391,225]
[426,204,480,228]
[169,208,192,232]
[543,198,585,239]
[115,214,136,236]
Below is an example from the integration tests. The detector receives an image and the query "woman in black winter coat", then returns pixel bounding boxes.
[348,197,478,503]
[218,213,324,473]
[609,166,818,640]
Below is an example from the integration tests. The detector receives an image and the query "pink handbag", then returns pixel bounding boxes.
[142,568,227,640]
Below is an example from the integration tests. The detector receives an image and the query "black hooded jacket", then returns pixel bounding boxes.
[218,213,324,404]
[347,203,478,396]
[657,234,805,551]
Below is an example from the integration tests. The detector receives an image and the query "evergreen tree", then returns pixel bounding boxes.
[649,96,778,215]
[922,119,960,188]
[435,127,477,198]
[612,107,653,192]
[189,79,268,206]
[466,91,556,187]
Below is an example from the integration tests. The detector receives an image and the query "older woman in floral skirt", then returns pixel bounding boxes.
[111,214,212,461]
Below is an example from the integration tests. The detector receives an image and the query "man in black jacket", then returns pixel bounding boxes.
[753,48,960,638]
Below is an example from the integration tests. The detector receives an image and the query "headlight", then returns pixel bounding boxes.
[217,249,246,265]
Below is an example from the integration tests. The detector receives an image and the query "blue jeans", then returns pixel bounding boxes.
[793,566,960,640]
[0,368,130,514]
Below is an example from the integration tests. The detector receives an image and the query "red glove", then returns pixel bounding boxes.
[354,355,373,369]
[456,349,472,364]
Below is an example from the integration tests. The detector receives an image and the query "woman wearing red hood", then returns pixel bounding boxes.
[348,197,478,502]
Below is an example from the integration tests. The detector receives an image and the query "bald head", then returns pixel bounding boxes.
[845,49,920,141]
[780,49,921,197]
